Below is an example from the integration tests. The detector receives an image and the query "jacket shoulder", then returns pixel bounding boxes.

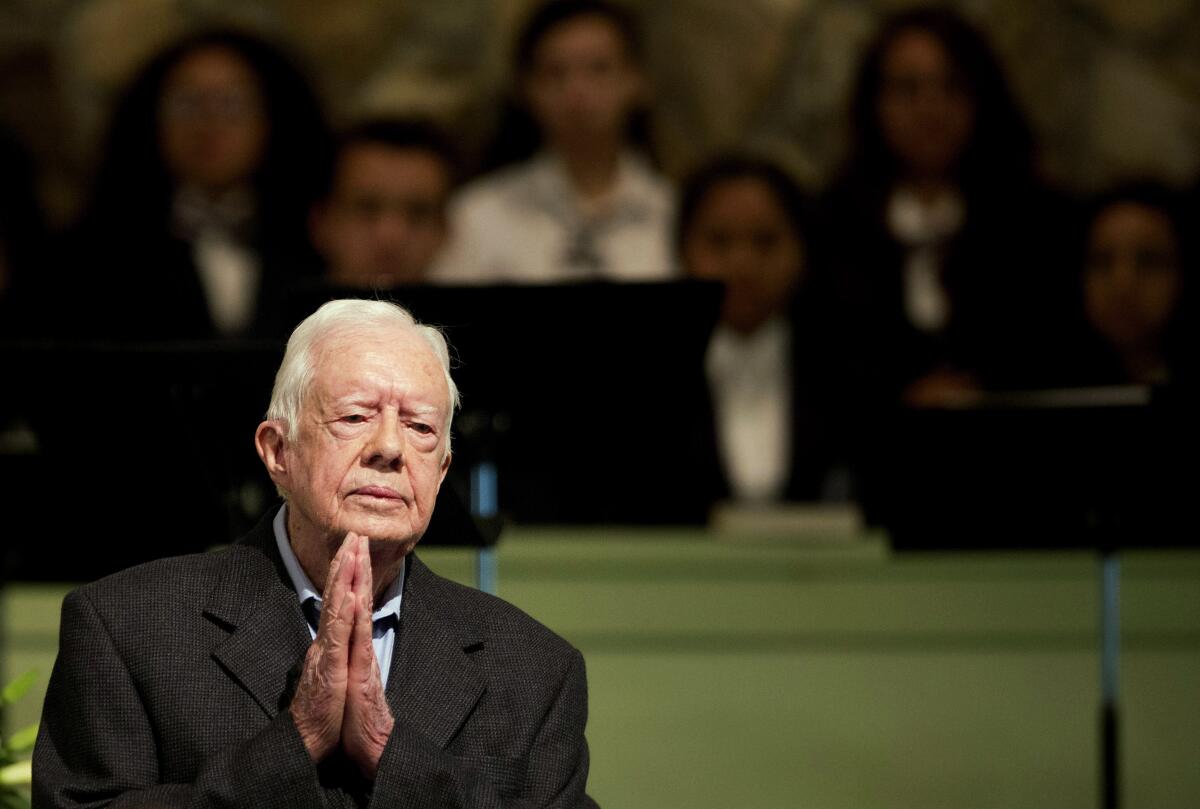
[70,543,264,618]
[410,556,579,663]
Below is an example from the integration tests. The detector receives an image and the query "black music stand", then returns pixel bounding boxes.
[285,280,726,526]
[863,384,1196,809]
[0,340,497,585]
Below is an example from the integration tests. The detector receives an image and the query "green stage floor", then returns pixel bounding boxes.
[4,528,1199,808]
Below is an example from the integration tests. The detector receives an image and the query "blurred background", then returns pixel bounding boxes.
[1,0,1199,807]
[4,0,1200,219]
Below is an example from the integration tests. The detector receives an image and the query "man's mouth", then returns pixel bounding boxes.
[351,486,404,500]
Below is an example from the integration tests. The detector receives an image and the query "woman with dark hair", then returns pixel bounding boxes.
[1072,181,1191,386]
[433,0,674,283]
[65,28,330,340]
[816,6,1075,408]
[679,154,843,503]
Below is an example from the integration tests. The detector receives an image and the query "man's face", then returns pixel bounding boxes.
[265,326,451,557]
[312,144,451,286]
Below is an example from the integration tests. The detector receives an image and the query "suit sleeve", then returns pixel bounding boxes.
[368,648,599,809]
[32,589,327,809]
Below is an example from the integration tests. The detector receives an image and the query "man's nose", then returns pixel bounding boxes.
[1104,258,1140,296]
[374,210,412,245]
[364,413,405,470]
[725,241,761,274]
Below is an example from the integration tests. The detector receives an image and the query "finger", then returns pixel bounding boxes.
[330,533,357,584]
[353,536,373,606]
[342,533,370,598]
[321,590,356,667]
[321,534,358,608]
[350,589,376,681]
[345,537,377,682]
[349,541,375,671]
[361,535,374,597]
[316,574,353,650]
[317,538,358,649]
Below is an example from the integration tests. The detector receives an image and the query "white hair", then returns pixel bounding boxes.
[266,299,460,455]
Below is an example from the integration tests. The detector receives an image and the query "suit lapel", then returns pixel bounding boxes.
[200,516,488,744]
[387,555,487,749]
[204,510,312,719]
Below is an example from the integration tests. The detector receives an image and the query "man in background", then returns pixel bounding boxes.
[310,119,458,287]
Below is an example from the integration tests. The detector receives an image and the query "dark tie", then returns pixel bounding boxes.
[302,597,398,636]
[301,597,321,633]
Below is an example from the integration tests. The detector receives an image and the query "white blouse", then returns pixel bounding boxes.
[432,152,676,284]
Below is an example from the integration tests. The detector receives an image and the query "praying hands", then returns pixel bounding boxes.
[289,533,395,778]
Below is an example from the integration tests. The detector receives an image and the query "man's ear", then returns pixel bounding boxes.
[438,450,452,487]
[255,421,290,489]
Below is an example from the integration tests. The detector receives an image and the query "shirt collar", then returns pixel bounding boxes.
[886,187,965,246]
[272,504,405,624]
[526,150,661,222]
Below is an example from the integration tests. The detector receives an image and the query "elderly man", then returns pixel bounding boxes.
[33,299,597,808]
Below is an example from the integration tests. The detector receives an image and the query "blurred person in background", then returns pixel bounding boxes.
[815,6,1075,410]
[433,0,674,283]
[310,118,458,289]
[679,154,842,504]
[1071,181,1191,387]
[62,28,330,340]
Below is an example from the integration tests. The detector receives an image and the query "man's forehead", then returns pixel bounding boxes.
[338,145,449,185]
[309,326,449,401]
[343,142,446,168]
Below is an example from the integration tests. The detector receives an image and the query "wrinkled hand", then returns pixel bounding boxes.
[341,536,395,778]
[290,535,356,761]
[290,533,394,776]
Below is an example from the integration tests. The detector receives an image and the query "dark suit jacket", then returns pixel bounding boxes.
[33,509,598,808]
[813,177,1080,402]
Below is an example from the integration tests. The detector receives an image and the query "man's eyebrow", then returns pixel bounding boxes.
[404,403,442,420]
[325,396,442,418]
[326,394,379,410]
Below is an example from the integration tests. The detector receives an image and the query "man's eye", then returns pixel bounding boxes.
[411,422,434,435]
[348,198,385,219]
[343,415,366,424]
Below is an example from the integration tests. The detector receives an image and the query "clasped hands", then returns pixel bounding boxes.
[290,533,394,778]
